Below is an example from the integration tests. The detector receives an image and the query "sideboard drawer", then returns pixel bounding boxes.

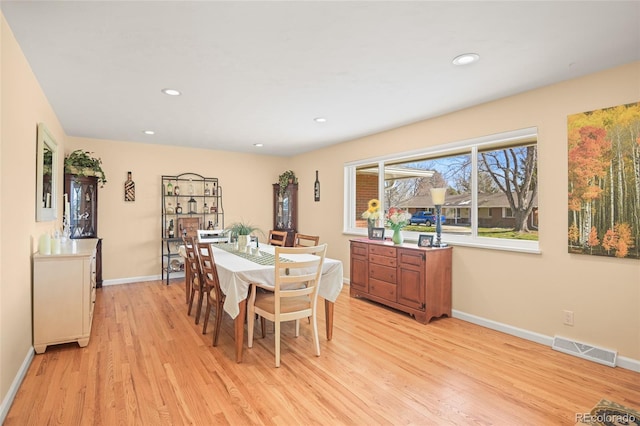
[370,263,396,284]
[369,244,396,258]
[369,278,397,301]
[369,253,397,268]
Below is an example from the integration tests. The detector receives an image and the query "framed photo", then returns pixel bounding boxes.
[418,234,434,247]
[370,227,385,240]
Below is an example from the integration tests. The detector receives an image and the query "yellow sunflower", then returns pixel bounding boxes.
[362,198,382,220]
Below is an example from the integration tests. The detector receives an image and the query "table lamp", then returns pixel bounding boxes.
[430,188,447,247]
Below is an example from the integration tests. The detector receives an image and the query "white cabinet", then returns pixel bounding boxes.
[32,239,98,354]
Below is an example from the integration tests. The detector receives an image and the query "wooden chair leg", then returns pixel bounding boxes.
[187,287,196,316]
[195,290,204,325]
[202,296,210,335]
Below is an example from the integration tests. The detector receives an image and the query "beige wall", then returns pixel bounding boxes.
[292,61,640,361]
[1,7,639,416]
[1,14,67,405]
[64,136,285,280]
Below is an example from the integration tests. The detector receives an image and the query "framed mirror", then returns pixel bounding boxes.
[36,123,58,221]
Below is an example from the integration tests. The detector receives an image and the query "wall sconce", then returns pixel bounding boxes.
[430,188,448,247]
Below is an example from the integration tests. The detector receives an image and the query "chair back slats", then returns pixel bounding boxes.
[268,229,288,246]
[293,233,320,247]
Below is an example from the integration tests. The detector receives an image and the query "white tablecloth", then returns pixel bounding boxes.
[208,244,344,319]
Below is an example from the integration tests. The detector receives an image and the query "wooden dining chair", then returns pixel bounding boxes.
[197,242,226,346]
[294,233,319,247]
[247,244,327,367]
[183,236,206,324]
[268,229,287,246]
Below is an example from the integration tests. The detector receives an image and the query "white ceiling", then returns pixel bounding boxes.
[2,1,639,157]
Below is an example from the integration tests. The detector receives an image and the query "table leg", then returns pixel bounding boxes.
[324,299,334,341]
[235,298,247,363]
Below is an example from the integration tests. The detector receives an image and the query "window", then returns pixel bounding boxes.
[345,128,540,253]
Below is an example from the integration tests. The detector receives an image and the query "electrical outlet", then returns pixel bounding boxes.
[563,310,574,326]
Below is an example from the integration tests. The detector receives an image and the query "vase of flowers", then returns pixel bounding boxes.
[361,199,382,238]
[386,207,412,245]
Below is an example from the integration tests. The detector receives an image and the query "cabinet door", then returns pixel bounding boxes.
[397,248,425,309]
[273,183,298,246]
[65,175,98,238]
[350,243,369,292]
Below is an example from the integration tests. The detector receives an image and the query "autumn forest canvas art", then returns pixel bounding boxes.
[568,102,640,259]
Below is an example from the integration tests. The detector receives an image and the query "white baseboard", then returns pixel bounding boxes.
[453,309,640,373]
[102,273,183,286]
[0,347,34,424]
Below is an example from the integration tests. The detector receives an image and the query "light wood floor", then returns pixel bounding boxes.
[6,280,640,425]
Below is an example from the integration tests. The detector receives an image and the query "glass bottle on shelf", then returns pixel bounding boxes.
[204,183,210,196]
[176,203,183,214]
[203,202,208,213]
[207,221,214,230]
[168,219,175,238]
[167,181,173,196]
[213,182,217,196]
[166,201,175,214]
[174,184,180,196]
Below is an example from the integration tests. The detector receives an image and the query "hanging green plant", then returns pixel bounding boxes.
[278,170,297,196]
[64,150,107,186]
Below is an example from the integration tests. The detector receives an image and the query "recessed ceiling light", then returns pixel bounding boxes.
[161,88,181,96]
[314,117,327,123]
[143,130,155,135]
[253,143,263,147]
[452,53,480,66]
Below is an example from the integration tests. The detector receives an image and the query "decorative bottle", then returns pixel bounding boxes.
[176,203,183,214]
[314,170,320,202]
[203,202,208,213]
[167,181,173,196]
[168,219,175,238]
[125,171,135,202]
[207,221,214,230]
[166,201,175,214]
[204,183,210,196]
[174,185,180,196]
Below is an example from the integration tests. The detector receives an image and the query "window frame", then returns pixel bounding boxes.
[344,127,541,254]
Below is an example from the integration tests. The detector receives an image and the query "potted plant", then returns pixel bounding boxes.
[278,170,297,196]
[64,150,107,186]
[226,221,263,247]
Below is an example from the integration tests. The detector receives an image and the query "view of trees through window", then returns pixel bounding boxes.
[352,133,538,244]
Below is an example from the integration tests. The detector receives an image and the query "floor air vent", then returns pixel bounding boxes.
[552,336,617,367]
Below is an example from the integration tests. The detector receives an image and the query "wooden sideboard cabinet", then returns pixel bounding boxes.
[33,239,98,354]
[350,238,452,323]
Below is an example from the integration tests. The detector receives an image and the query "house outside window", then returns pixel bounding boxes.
[345,127,539,253]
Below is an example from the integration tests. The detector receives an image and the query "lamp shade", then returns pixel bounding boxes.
[430,188,447,205]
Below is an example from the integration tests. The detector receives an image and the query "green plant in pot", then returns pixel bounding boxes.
[278,170,297,196]
[226,221,263,247]
[64,150,107,186]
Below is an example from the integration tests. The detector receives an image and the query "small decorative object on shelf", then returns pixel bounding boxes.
[166,201,175,214]
[203,202,208,213]
[168,219,175,238]
[362,199,382,239]
[167,181,173,195]
[204,183,210,196]
[124,171,135,202]
[314,170,320,202]
[176,203,183,214]
[188,197,197,214]
[385,207,412,245]
[174,185,180,195]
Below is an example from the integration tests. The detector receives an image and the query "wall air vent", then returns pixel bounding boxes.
[552,336,617,367]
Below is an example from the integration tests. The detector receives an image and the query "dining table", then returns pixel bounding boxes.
[195,242,344,363]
